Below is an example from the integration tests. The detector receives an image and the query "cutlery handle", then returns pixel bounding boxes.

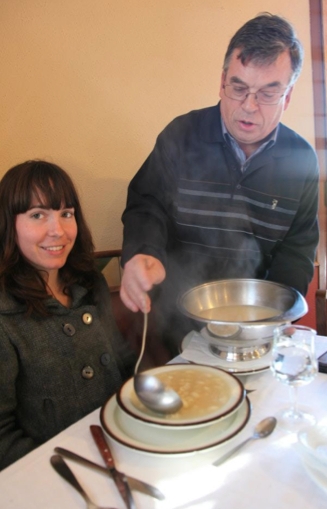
[90,425,115,470]
[54,447,108,473]
[90,425,136,509]
[55,445,165,501]
[50,454,90,501]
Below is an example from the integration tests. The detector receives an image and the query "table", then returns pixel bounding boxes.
[0,338,327,509]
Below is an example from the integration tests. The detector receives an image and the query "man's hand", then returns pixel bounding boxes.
[120,254,166,313]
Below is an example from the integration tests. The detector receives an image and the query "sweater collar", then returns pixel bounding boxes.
[199,102,292,158]
[0,284,89,315]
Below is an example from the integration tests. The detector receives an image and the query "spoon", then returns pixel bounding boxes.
[213,416,277,466]
[133,312,183,414]
[51,455,117,509]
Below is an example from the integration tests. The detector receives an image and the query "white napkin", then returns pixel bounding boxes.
[180,330,223,366]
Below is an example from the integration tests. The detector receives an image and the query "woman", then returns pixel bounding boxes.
[0,160,134,470]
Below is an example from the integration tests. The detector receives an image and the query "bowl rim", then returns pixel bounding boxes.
[177,278,308,325]
[115,364,245,427]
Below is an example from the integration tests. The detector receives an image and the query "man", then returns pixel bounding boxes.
[120,13,319,353]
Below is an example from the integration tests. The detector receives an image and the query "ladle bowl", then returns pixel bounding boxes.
[133,313,183,414]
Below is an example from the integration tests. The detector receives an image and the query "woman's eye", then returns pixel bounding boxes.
[31,212,44,219]
[62,210,75,218]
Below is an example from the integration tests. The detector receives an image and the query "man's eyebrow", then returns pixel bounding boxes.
[229,76,283,89]
[229,76,247,85]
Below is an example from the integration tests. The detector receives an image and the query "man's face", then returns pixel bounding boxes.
[219,49,294,156]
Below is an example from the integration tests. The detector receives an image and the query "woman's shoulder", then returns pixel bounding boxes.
[68,272,110,307]
[0,289,26,315]
[92,272,112,301]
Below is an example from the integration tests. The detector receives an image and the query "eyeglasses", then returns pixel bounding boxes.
[223,83,288,105]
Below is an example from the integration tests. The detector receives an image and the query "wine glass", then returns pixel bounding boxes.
[271,324,318,433]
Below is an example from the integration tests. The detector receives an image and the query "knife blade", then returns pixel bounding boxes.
[54,446,164,500]
[90,424,136,509]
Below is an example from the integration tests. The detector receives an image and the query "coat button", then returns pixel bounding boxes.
[82,313,93,325]
[81,366,94,379]
[62,323,76,336]
[100,353,111,366]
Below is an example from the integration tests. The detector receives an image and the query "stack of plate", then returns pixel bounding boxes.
[180,329,273,375]
[297,424,327,494]
[100,364,251,475]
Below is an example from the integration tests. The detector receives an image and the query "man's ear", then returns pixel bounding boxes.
[283,85,294,111]
[219,71,227,98]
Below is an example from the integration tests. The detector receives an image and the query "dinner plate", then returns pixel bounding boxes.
[101,394,251,454]
[181,330,272,375]
[116,364,244,426]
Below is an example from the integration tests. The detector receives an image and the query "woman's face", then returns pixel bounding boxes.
[15,199,78,276]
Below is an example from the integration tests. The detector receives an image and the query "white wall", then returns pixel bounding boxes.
[0,1,314,249]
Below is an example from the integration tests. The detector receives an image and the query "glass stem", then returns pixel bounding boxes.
[289,385,299,417]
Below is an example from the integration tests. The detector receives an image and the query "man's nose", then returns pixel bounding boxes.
[241,92,259,111]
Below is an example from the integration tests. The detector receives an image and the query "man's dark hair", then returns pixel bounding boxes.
[223,13,303,84]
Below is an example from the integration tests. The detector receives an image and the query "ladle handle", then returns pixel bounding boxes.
[134,312,148,375]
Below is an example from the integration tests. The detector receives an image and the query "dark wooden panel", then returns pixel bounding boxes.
[316,288,327,335]
[296,263,319,330]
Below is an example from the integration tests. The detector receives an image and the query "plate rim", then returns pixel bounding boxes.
[180,330,271,375]
[100,395,251,455]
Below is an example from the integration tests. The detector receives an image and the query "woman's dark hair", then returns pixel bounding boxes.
[223,13,303,85]
[0,160,99,316]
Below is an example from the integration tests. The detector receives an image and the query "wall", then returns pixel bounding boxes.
[0,1,314,250]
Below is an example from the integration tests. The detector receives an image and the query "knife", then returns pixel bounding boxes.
[54,446,164,500]
[90,424,136,509]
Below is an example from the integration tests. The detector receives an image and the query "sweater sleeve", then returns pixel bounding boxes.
[266,154,319,296]
[121,130,177,268]
[0,324,37,470]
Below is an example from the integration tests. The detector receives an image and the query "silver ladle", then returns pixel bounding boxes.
[213,416,277,466]
[133,312,183,414]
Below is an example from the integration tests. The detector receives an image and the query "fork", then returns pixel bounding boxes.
[50,454,118,509]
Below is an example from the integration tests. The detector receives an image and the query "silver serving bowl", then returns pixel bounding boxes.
[178,279,308,362]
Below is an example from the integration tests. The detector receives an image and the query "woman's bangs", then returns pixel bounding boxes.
[31,179,76,210]
[8,161,79,215]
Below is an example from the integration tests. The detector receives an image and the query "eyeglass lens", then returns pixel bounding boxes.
[224,84,284,105]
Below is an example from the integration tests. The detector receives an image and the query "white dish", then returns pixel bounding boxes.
[102,395,251,478]
[207,322,241,338]
[298,425,327,468]
[302,455,327,494]
[114,394,246,447]
[101,394,250,454]
[117,364,244,427]
[181,330,272,375]
[297,425,327,493]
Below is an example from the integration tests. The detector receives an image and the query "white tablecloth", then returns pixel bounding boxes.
[0,338,326,509]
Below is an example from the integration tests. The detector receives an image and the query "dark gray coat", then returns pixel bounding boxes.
[0,275,133,470]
